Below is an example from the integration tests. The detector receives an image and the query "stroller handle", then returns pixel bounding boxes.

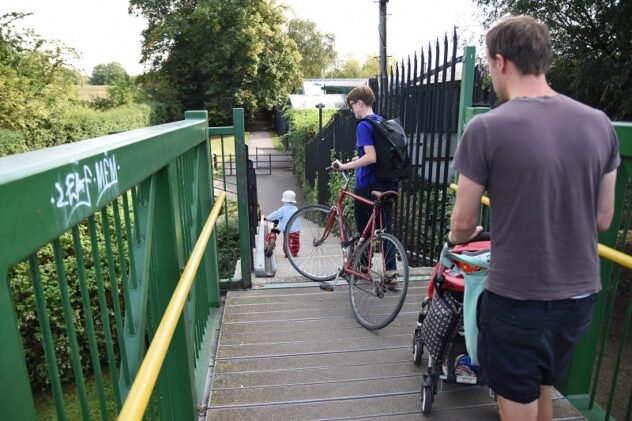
[446,232,491,249]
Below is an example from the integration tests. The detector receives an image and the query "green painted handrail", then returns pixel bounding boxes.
[0,109,249,420]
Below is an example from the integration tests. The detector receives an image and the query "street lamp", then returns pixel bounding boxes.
[315,103,325,133]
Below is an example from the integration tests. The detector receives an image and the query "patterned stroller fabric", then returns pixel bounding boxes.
[419,289,462,362]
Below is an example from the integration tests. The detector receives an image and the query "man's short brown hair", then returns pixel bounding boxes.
[486,15,552,76]
[346,85,375,108]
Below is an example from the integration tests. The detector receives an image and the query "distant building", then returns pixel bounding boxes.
[288,78,369,110]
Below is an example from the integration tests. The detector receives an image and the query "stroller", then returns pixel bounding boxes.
[412,233,491,416]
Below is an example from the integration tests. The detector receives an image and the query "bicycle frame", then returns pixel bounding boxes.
[317,170,385,281]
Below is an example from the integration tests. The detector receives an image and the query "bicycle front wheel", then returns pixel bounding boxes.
[349,232,409,330]
[284,205,350,281]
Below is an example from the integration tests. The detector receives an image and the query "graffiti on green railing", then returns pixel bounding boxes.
[51,154,120,223]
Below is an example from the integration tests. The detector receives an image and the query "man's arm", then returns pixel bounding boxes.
[597,169,617,231]
[448,174,485,244]
[332,145,376,170]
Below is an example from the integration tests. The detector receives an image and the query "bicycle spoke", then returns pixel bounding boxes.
[349,232,409,330]
[285,205,350,281]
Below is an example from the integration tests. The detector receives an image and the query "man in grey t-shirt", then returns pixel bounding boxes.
[448,16,619,420]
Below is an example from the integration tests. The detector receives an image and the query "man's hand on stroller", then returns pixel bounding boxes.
[447,225,484,247]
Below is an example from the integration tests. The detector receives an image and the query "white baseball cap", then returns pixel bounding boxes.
[281,190,296,203]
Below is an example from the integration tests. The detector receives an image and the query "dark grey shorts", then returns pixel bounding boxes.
[477,290,594,404]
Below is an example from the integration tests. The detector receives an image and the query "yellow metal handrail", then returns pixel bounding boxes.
[448,184,632,270]
[118,191,227,420]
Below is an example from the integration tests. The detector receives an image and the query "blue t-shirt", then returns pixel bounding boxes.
[355,114,382,189]
[266,204,300,232]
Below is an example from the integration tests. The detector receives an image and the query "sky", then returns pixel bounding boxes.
[2,0,483,76]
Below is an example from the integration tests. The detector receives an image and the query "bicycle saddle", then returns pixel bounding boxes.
[371,190,399,205]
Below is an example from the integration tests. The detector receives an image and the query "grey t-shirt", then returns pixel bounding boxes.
[452,95,620,300]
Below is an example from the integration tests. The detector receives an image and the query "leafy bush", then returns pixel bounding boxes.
[9,209,127,391]
[0,128,29,156]
[215,201,240,279]
[283,107,335,195]
[327,149,356,230]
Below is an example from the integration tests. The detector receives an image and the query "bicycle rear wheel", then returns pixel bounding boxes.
[349,232,409,329]
[284,205,351,281]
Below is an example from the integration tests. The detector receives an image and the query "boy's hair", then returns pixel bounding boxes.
[486,15,552,76]
[346,85,375,108]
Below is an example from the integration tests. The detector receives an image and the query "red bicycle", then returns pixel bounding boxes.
[283,168,409,329]
[263,219,280,257]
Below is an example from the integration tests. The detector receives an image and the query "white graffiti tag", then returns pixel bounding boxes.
[51,154,119,223]
[53,166,93,213]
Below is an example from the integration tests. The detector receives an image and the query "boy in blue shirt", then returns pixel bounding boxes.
[265,190,301,257]
[330,86,399,291]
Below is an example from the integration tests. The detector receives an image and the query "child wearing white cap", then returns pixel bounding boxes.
[265,190,301,257]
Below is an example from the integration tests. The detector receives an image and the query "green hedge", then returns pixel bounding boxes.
[216,201,240,279]
[1,102,167,158]
[282,108,336,198]
[9,210,127,391]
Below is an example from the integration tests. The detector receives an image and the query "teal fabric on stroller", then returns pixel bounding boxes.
[440,248,490,365]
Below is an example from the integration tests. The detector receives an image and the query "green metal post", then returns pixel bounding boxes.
[186,111,221,308]
[456,46,476,143]
[0,270,37,421]
[233,108,252,288]
[559,123,632,407]
[150,164,196,420]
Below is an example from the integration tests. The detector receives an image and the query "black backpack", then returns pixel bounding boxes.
[359,117,411,181]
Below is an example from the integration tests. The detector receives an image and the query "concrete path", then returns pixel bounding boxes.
[232,131,433,287]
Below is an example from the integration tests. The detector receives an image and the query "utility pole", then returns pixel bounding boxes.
[379,0,388,79]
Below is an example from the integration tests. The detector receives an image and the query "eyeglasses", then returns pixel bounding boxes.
[348,101,357,108]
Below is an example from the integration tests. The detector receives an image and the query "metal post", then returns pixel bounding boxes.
[0,272,37,421]
[316,103,325,134]
[457,46,477,143]
[233,108,252,288]
[379,0,389,80]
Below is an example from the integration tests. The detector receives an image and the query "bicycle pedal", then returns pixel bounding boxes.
[341,234,359,248]
[319,283,335,292]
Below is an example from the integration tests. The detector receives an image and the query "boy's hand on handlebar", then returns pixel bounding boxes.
[330,160,344,171]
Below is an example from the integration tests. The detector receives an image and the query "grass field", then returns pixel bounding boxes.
[76,85,109,100]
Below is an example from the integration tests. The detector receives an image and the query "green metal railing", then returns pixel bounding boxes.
[0,109,251,419]
[563,122,632,421]
[458,106,632,420]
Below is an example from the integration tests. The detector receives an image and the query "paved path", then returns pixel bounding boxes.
[232,131,432,287]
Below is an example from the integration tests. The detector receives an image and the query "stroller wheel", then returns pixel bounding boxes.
[421,385,433,416]
[413,340,423,366]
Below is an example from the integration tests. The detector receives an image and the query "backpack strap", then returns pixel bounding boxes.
[357,117,380,128]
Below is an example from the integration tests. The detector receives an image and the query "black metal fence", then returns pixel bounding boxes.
[302,30,495,266]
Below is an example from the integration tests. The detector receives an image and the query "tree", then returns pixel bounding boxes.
[360,55,398,78]
[90,62,128,85]
[130,0,302,123]
[327,55,397,78]
[473,0,632,120]
[0,13,77,144]
[286,18,336,78]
